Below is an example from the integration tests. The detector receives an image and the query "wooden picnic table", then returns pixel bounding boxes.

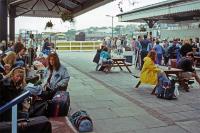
[162,67,183,77]
[111,58,132,73]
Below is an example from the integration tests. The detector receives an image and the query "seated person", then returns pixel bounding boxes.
[98,47,113,72]
[93,44,106,71]
[177,52,200,91]
[140,50,162,85]
[1,51,17,75]
[0,67,28,122]
[15,45,27,67]
[39,52,70,100]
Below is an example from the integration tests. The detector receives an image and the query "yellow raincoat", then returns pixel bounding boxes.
[140,56,161,85]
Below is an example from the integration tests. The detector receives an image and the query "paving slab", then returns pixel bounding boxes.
[58,51,200,133]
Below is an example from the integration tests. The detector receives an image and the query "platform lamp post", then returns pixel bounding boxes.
[106,15,114,38]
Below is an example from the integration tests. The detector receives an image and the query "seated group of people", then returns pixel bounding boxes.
[0,42,70,122]
[140,50,200,92]
[93,45,113,72]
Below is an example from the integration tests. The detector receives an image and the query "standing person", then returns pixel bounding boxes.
[130,37,136,52]
[27,34,36,66]
[154,40,164,65]
[140,35,151,69]
[168,39,180,59]
[40,52,70,100]
[116,38,122,55]
[135,36,142,69]
[180,40,193,57]
[42,38,51,55]
[163,40,170,66]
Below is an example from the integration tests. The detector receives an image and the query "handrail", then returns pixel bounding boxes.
[0,91,31,114]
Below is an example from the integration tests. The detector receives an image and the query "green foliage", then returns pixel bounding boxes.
[45,20,53,29]
[60,11,74,22]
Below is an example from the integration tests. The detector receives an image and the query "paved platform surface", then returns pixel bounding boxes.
[58,51,200,133]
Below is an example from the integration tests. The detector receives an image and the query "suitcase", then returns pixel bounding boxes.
[0,116,52,133]
[48,91,70,117]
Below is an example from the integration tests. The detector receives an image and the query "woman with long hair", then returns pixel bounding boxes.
[41,52,70,99]
[140,50,161,85]
[0,67,26,121]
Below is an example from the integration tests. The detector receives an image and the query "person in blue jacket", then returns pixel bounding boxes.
[40,52,70,100]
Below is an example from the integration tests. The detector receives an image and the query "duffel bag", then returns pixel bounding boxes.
[70,110,93,132]
[0,116,52,133]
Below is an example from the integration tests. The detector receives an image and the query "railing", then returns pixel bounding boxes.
[55,41,101,51]
[0,91,31,133]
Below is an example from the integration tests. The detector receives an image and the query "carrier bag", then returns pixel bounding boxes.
[0,116,52,133]
[48,91,70,117]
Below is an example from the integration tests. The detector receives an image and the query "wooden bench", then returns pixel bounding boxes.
[112,62,132,67]
[100,59,132,73]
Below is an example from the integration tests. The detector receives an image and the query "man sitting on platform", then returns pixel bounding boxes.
[177,52,200,91]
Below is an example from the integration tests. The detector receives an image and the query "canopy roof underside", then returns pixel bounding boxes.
[8,0,113,18]
[117,0,200,23]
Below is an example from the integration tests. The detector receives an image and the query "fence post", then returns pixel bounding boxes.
[12,105,17,133]
[70,41,71,51]
[80,41,82,52]
[93,41,95,51]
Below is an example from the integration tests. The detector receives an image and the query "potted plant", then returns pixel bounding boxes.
[45,20,53,29]
[60,11,74,23]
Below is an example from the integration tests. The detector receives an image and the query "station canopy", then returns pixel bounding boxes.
[117,0,200,24]
[8,0,113,18]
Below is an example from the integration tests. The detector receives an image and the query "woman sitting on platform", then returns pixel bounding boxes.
[98,47,113,72]
[40,52,70,100]
[0,67,27,122]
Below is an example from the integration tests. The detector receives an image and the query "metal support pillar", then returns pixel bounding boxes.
[9,6,16,41]
[0,0,8,44]
[144,19,158,28]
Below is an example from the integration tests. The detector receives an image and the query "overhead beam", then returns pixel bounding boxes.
[47,0,72,11]
[68,0,82,6]
[72,0,104,14]
[9,0,31,6]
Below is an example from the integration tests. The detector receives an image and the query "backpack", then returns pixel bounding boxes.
[70,110,93,132]
[156,77,176,100]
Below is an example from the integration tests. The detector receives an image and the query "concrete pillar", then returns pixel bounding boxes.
[0,0,8,44]
[9,6,16,41]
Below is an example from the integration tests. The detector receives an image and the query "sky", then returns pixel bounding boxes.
[15,0,165,34]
